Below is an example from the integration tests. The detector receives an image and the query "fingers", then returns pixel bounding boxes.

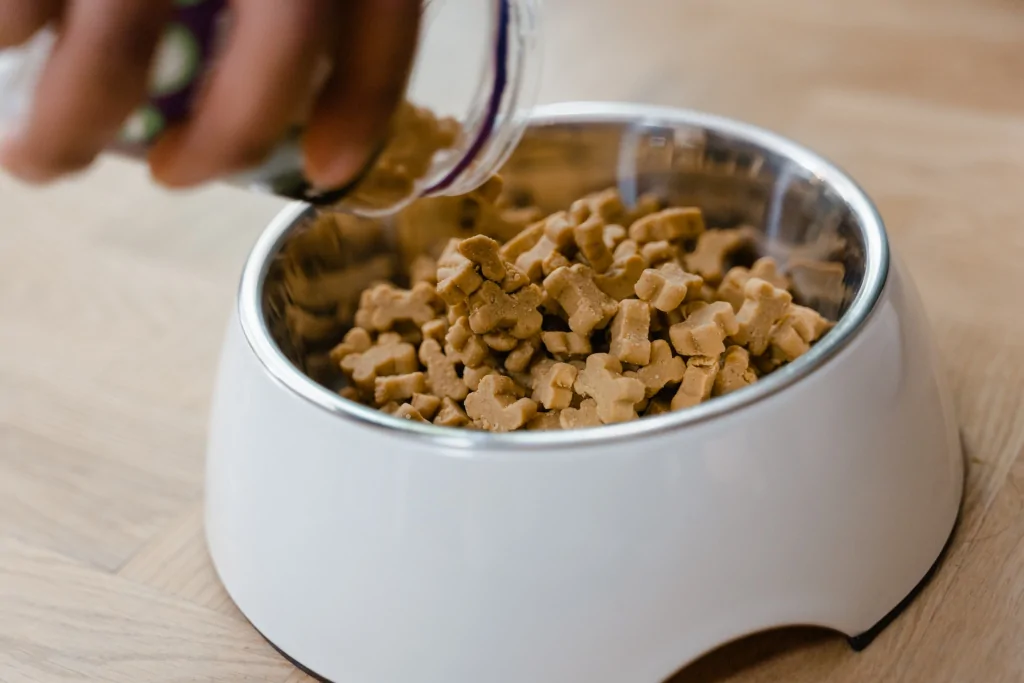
[302,0,421,189]
[149,0,332,187]
[0,0,63,48]
[0,0,172,182]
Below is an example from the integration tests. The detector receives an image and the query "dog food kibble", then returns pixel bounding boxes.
[276,186,839,431]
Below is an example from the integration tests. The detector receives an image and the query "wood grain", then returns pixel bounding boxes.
[2,0,1024,680]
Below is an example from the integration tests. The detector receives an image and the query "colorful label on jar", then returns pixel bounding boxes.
[120,0,226,147]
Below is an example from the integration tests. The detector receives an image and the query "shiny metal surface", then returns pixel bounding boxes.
[237,102,889,450]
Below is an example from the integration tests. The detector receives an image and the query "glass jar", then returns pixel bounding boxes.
[0,0,542,216]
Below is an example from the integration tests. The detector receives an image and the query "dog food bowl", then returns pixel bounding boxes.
[205,103,963,683]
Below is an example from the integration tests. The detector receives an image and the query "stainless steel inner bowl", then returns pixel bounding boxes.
[241,102,888,448]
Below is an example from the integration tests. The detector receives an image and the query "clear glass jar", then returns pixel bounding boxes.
[0,0,542,216]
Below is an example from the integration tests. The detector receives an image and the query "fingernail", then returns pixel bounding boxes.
[0,136,56,183]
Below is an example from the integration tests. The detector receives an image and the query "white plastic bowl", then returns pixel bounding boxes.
[205,103,963,683]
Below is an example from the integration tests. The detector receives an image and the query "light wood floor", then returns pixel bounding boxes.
[3,0,1024,680]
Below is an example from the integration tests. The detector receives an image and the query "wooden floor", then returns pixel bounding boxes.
[3,0,1024,680]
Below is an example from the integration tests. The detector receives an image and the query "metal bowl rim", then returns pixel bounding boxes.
[235,101,890,453]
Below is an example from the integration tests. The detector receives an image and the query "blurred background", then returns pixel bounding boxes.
[2,0,1024,681]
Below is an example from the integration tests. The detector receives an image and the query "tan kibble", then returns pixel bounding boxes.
[447,301,469,325]
[465,374,538,432]
[570,188,628,225]
[482,330,519,352]
[640,241,679,266]
[527,412,563,431]
[285,305,342,344]
[644,398,672,417]
[613,239,641,264]
[595,254,647,301]
[634,340,686,397]
[422,318,448,344]
[445,316,490,368]
[574,354,646,424]
[374,372,426,406]
[355,282,439,332]
[574,215,615,273]
[559,398,601,429]
[499,263,530,293]
[412,393,442,421]
[463,363,500,391]
[603,225,628,250]
[769,304,833,362]
[467,281,544,339]
[672,356,719,409]
[626,193,663,225]
[393,404,429,422]
[733,278,793,356]
[457,234,506,282]
[531,361,579,410]
[541,331,592,359]
[499,222,544,263]
[434,398,470,427]
[718,257,790,311]
[329,327,374,366]
[629,207,705,243]
[669,301,740,358]
[609,299,652,366]
[506,338,540,373]
[515,213,576,281]
[542,250,571,276]
[634,262,703,312]
[714,346,758,396]
[685,227,757,284]
[789,258,847,308]
[544,264,620,335]
[419,339,469,401]
[339,386,360,402]
[340,333,419,391]
[437,239,484,305]
[409,254,438,286]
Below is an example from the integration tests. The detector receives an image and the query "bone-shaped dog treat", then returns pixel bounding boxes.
[446,301,469,325]
[531,361,579,410]
[434,397,470,427]
[527,411,563,431]
[409,254,438,286]
[285,305,342,345]
[499,222,544,263]
[463,362,501,391]
[640,241,679,266]
[339,386,360,402]
[515,212,577,281]
[574,354,646,424]
[329,327,374,366]
[559,398,601,429]
[669,301,740,358]
[468,281,544,339]
[595,254,647,301]
[685,227,757,284]
[541,331,592,359]
[569,188,628,225]
[437,239,484,304]
[768,304,833,362]
[714,346,758,396]
[506,338,540,373]
[609,299,652,365]
[340,333,419,391]
[355,282,440,332]
[542,250,571,277]
[374,372,427,406]
[574,214,615,273]
[629,207,705,244]
[412,393,442,421]
[732,278,793,356]
[392,403,428,422]
[445,316,491,368]
[458,234,507,282]
[482,330,519,352]
[421,318,448,344]
[672,355,720,409]
[644,398,672,416]
[544,264,620,335]
[603,225,628,250]
[625,193,663,225]
[419,339,469,401]
[635,262,703,312]
[465,374,539,432]
[634,340,686,397]
[613,239,642,264]
[717,257,790,311]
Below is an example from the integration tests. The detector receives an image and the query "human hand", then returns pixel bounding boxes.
[0,0,421,190]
